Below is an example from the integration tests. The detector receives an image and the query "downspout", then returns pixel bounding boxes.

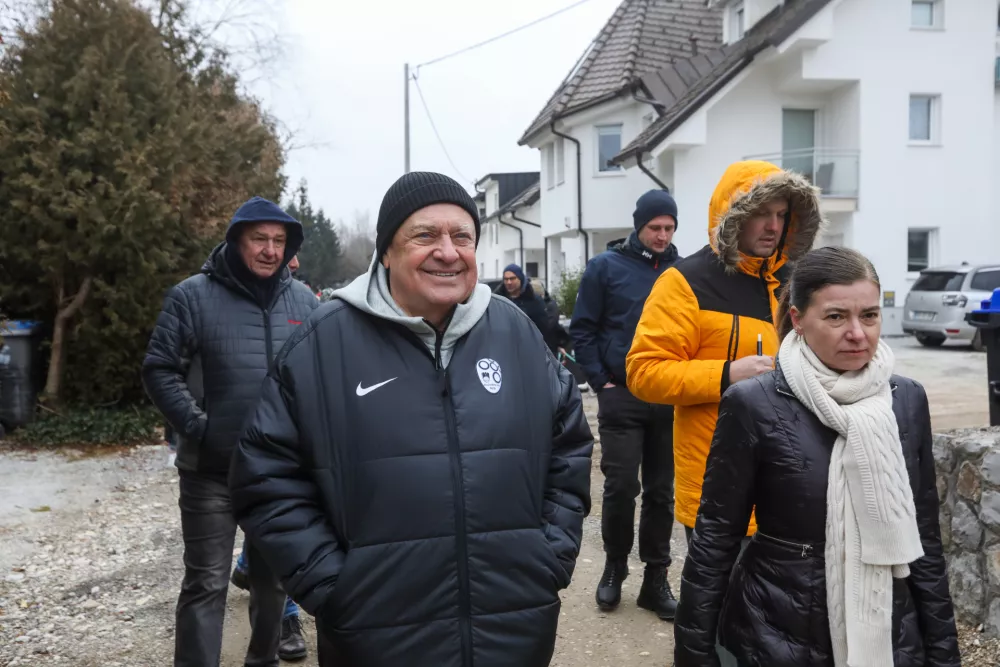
[631,89,670,191]
[637,148,670,191]
[498,213,525,268]
[509,209,540,276]
[549,120,589,263]
[509,210,540,228]
[543,237,550,284]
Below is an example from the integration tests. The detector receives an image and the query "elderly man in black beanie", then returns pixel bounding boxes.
[569,188,681,621]
[229,171,594,667]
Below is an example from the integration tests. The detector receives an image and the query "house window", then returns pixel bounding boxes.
[526,262,539,278]
[555,137,565,185]
[727,2,745,42]
[908,229,936,272]
[596,125,623,173]
[908,94,940,143]
[910,0,942,29]
[545,144,555,189]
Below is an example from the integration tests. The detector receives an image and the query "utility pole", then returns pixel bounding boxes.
[403,63,411,173]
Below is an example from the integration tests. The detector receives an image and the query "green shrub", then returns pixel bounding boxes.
[555,269,584,318]
[10,405,163,447]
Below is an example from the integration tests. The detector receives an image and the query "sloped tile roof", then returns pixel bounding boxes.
[484,182,541,222]
[612,0,835,164]
[518,0,722,145]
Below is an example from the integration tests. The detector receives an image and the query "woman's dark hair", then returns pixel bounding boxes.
[776,246,880,340]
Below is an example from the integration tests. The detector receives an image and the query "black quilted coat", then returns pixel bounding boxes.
[142,242,318,473]
[675,366,960,667]
[229,296,594,667]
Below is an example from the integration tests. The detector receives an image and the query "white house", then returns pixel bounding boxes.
[609,0,1000,335]
[518,0,723,290]
[474,172,547,282]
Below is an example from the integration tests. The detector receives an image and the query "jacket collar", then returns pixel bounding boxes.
[773,361,898,399]
[616,232,678,267]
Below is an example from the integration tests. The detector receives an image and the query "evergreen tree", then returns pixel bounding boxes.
[286,182,342,289]
[0,0,285,404]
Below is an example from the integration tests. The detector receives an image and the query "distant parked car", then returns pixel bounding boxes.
[903,263,1000,351]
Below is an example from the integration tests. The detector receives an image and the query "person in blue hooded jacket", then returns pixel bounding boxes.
[570,189,681,621]
[143,196,318,667]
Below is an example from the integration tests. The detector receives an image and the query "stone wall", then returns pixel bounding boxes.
[935,427,1000,635]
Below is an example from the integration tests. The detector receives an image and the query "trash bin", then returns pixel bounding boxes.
[0,320,42,430]
[966,289,1000,427]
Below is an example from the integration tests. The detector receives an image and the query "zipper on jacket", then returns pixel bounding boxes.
[726,315,740,361]
[756,531,814,558]
[263,309,274,367]
[759,263,772,323]
[436,332,474,665]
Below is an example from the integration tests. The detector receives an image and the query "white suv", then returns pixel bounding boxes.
[903,263,1000,351]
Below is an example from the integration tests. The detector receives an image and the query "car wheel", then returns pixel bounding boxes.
[972,330,986,352]
[915,333,946,348]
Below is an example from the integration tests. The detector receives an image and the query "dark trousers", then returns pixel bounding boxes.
[597,385,675,567]
[175,470,286,667]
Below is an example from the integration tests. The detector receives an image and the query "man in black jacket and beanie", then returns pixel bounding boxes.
[570,188,680,621]
[143,196,318,667]
[229,171,594,667]
[496,262,560,354]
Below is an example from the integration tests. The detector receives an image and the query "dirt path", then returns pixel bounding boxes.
[0,338,991,665]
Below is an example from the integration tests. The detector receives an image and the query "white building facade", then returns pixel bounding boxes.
[475,174,547,282]
[612,0,1000,335]
[518,0,722,290]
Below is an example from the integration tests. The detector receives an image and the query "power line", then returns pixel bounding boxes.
[415,0,598,70]
[411,74,474,186]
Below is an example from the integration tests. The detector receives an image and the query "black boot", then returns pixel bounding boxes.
[595,558,628,610]
[636,564,678,621]
[279,615,308,661]
[229,566,248,591]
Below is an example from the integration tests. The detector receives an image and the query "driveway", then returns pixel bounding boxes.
[888,336,989,430]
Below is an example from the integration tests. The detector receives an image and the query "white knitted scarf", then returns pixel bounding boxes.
[778,333,924,667]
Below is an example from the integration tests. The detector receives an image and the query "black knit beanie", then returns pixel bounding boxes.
[633,189,678,232]
[376,172,481,260]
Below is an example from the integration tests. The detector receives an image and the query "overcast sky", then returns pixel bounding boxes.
[243,0,622,226]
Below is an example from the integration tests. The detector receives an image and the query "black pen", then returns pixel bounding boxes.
[757,333,763,356]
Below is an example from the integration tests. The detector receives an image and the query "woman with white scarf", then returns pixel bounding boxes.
[674,247,959,667]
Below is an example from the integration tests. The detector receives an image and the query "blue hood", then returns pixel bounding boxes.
[225,196,304,263]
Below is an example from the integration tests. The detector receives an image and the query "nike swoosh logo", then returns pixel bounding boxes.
[356,378,398,396]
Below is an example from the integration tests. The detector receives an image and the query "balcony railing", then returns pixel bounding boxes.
[742,148,860,199]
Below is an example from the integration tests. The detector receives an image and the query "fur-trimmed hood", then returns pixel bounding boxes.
[708,160,823,275]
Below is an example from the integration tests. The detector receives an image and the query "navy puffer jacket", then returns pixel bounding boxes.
[229,296,593,667]
[142,200,318,473]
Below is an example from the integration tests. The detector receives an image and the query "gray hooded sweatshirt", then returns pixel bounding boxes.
[334,253,493,368]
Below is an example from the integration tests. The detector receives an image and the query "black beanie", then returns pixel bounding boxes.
[633,189,678,232]
[376,172,481,260]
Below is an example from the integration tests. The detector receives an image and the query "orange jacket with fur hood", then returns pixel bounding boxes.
[626,161,823,530]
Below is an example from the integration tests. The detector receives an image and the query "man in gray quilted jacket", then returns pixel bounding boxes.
[143,196,318,667]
